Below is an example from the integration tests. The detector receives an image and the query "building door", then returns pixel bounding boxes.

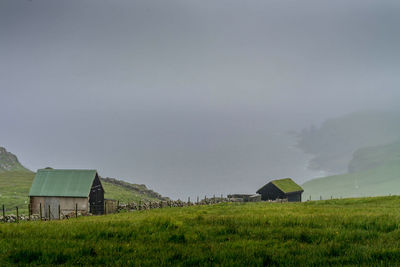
[44,197,60,219]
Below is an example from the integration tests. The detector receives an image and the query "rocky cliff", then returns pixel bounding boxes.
[0,147,30,172]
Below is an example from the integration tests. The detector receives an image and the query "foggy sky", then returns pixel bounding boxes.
[1,0,400,199]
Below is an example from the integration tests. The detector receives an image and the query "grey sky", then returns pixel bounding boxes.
[1,0,400,198]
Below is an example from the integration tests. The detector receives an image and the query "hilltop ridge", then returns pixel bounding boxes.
[101,177,169,201]
[0,147,30,173]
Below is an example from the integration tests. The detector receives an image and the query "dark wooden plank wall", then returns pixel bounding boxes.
[258,183,286,201]
[286,192,302,202]
[89,174,105,214]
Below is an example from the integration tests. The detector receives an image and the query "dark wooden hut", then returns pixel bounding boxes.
[256,178,303,202]
[29,169,105,219]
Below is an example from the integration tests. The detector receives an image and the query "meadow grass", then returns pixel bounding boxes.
[2,196,400,266]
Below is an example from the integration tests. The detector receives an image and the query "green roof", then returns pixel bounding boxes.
[29,169,98,197]
[271,178,303,193]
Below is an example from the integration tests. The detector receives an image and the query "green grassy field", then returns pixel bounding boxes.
[0,171,160,214]
[2,196,400,266]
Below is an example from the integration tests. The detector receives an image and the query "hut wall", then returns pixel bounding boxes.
[30,196,88,219]
[286,192,302,202]
[258,183,286,201]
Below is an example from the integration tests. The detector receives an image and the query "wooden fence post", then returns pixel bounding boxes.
[40,203,42,221]
[16,207,19,223]
[48,205,51,221]
[28,204,31,221]
[2,204,5,223]
[58,204,61,220]
[75,203,78,218]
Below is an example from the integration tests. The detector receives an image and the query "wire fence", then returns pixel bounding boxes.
[0,203,114,223]
[1,193,282,223]
[0,194,231,223]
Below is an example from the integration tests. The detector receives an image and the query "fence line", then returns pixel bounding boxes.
[0,195,230,223]
[0,193,297,223]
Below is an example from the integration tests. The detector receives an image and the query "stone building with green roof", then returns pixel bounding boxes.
[256,178,303,202]
[29,169,105,218]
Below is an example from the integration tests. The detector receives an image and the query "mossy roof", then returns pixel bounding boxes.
[271,178,303,193]
[29,169,98,197]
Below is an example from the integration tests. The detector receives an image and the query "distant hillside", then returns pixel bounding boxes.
[101,177,169,201]
[303,141,400,200]
[297,110,400,173]
[302,162,400,200]
[348,140,400,173]
[0,171,35,209]
[0,147,168,212]
[0,147,30,172]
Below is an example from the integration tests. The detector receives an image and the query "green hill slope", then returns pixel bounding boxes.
[0,171,36,209]
[303,141,400,200]
[348,140,400,173]
[303,162,400,200]
[101,177,168,203]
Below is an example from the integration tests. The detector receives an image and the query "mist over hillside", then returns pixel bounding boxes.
[349,140,400,173]
[297,110,400,174]
[302,111,400,199]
